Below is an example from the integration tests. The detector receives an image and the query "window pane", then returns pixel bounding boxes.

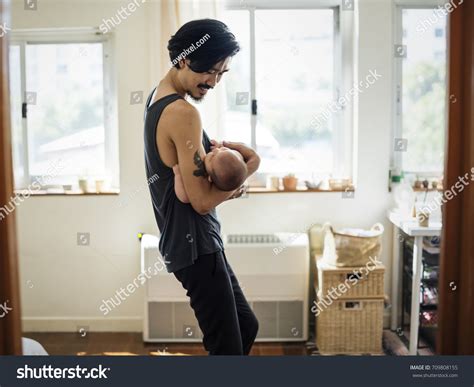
[222,10,251,145]
[255,9,334,178]
[25,43,105,180]
[9,45,25,188]
[402,9,447,173]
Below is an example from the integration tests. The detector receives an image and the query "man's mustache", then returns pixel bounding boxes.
[198,84,213,90]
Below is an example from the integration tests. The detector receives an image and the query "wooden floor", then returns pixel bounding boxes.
[23,329,434,356]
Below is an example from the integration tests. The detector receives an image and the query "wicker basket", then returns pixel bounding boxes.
[323,223,384,267]
[316,297,384,355]
[316,258,385,299]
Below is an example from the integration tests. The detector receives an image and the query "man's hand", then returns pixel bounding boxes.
[228,183,248,200]
[222,141,260,177]
[210,139,223,150]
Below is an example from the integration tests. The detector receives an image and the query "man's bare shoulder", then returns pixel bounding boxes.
[159,99,201,144]
[163,98,200,123]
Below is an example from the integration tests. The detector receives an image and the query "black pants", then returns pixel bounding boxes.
[174,250,259,355]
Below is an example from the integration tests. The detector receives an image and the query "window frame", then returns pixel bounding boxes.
[9,28,119,190]
[224,0,355,181]
[392,0,448,178]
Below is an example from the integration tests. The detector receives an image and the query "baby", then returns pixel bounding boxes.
[173,143,248,203]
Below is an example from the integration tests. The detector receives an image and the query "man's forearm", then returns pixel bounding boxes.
[199,185,235,214]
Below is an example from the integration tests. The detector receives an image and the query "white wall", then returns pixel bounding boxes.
[11,0,399,332]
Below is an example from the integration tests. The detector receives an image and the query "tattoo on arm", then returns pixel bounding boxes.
[192,151,207,177]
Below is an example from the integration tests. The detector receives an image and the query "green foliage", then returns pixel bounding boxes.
[269,108,331,145]
[403,61,445,172]
[35,81,103,146]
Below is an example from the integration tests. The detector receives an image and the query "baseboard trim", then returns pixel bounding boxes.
[22,314,391,333]
[22,317,143,332]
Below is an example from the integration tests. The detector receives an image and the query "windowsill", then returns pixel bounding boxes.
[412,188,443,192]
[13,189,120,196]
[248,187,355,194]
[14,187,357,196]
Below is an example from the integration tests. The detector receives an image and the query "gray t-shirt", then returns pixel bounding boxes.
[143,90,224,273]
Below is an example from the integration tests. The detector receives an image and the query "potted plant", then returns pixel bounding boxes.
[282,173,298,191]
[78,168,90,193]
[414,175,423,189]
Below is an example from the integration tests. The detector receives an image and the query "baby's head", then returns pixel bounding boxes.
[204,147,248,191]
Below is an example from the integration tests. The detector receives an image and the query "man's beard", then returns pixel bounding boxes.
[188,84,212,103]
[187,91,204,103]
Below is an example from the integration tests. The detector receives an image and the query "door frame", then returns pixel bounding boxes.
[0,0,22,355]
[437,1,474,355]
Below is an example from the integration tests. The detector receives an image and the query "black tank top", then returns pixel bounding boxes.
[143,89,224,273]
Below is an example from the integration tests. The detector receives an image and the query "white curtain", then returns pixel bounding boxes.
[146,0,226,140]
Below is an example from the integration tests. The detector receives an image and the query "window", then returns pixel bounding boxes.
[221,10,251,146]
[9,29,118,191]
[222,1,353,185]
[393,7,447,176]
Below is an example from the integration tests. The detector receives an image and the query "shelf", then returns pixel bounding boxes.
[420,304,438,311]
[401,234,439,353]
[403,246,440,267]
[403,265,438,285]
[248,187,354,194]
[420,324,438,328]
[403,288,438,310]
[13,189,120,196]
[403,297,438,316]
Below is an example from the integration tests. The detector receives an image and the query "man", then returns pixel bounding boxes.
[144,19,260,355]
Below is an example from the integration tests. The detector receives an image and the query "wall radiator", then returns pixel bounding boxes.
[141,233,309,342]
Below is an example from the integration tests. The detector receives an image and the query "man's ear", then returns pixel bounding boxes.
[181,58,193,70]
[179,59,186,69]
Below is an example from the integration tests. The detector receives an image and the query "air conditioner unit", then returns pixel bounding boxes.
[141,233,310,343]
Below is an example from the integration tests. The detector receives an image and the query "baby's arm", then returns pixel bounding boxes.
[173,164,190,203]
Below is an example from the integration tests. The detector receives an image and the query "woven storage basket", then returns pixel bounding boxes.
[323,223,384,267]
[316,297,384,355]
[316,259,385,299]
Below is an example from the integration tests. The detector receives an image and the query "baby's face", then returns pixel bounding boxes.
[204,147,244,178]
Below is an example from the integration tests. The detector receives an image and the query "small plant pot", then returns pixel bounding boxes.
[78,178,89,193]
[417,209,430,227]
[95,180,105,193]
[414,180,423,189]
[282,176,298,191]
[266,176,280,190]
